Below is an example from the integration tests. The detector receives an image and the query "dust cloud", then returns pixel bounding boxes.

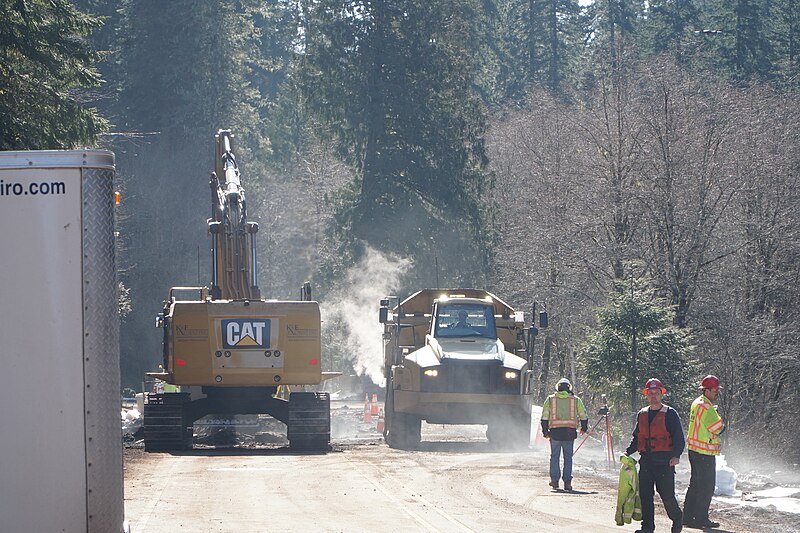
[322,247,411,386]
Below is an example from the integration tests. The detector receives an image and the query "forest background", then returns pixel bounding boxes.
[3,0,798,458]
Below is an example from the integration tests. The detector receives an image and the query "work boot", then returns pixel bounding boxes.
[563,481,573,491]
[548,479,559,489]
[697,520,719,529]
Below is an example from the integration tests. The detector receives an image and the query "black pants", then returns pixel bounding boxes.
[639,460,682,532]
[683,450,716,524]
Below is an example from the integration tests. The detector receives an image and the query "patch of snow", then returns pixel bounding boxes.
[715,486,800,514]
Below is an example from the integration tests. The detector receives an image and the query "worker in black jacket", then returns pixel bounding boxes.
[625,378,685,533]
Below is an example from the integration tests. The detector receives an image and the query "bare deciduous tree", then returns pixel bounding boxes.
[634,58,741,328]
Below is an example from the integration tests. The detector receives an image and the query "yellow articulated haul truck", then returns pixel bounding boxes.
[144,130,334,452]
[379,289,547,449]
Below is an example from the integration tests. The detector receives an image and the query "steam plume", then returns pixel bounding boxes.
[322,247,411,386]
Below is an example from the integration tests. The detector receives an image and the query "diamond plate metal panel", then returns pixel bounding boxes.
[82,166,124,532]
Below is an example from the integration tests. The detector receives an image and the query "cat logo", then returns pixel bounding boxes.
[221,319,270,349]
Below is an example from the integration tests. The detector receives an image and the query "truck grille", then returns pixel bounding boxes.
[421,359,503,394]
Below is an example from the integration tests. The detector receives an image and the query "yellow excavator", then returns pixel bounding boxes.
[144,130,334,451]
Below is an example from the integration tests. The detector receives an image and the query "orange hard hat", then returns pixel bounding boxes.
[698,375,722,390]
[642,378,667,395]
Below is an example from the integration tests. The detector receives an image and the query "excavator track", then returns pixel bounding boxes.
[287,392,330,451]
[143,392,192,452]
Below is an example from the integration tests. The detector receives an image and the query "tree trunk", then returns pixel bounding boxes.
[630,324,638,413]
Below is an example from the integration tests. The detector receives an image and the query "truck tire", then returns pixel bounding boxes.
[288,392,330,451]
[508,410,532,450]
[384,376,421,450]
[383,377,395,443]
[394,411,422,449]
[486,410,531,450]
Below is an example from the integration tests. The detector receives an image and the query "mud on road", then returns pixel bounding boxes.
[123,422,797,533]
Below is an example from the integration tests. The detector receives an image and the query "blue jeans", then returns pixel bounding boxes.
[549,439,574,482]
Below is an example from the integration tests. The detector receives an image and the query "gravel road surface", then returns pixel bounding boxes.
[124,420,790,533]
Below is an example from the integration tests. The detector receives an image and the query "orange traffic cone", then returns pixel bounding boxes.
[363,393,372,423]
[376,408,385,433]
[371,393,380,416]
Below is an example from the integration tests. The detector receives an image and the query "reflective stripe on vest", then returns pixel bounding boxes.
[637,406,673,453]
[548,395,578,429]
[687,396,723,455]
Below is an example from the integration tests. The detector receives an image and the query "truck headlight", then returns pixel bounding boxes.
[423,369,439,377]
[504,371,518,380]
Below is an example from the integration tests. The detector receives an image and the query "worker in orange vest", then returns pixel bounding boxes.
[625,378,685,533]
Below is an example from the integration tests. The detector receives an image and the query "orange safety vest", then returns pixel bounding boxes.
[637,406,673,453]
[547,394,579,429]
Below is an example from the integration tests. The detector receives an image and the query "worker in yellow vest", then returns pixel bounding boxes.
[540,378,588,491]
[683,375,725,529]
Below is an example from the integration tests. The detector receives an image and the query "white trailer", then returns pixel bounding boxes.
[0,150,127,532]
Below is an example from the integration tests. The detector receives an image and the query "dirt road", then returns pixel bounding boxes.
[122,402,800,533]
[126,417,773,533]
[125,444,629,532]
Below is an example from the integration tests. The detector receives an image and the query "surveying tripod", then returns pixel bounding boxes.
[574,395,616,467]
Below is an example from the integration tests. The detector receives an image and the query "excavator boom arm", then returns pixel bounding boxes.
[208,129,260,300]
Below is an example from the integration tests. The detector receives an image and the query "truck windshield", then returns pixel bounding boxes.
[434,303,497,340]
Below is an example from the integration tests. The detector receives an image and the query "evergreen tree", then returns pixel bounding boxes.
[113,0,269,388]
[697,0,775,81]
[474,0,529,104]
[299,0,493,286]
[587,0,644,59]
[475,0,587,102]
[0,0,107,149]
[579,0,645,97]
[769,0,799,83]
[580,275,693,415]
[527,0,586,92]
[118,0,264,147]
[639,0,700,62]
[251,0,310,161]
[733,0,775,79]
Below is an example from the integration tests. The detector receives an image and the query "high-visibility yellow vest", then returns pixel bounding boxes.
[616,454,642,525]
[687,395,724,455]
[542,391,588,428]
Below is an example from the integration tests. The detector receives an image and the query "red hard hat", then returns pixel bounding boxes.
[699,375,722,390]
[642,378,667,395]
